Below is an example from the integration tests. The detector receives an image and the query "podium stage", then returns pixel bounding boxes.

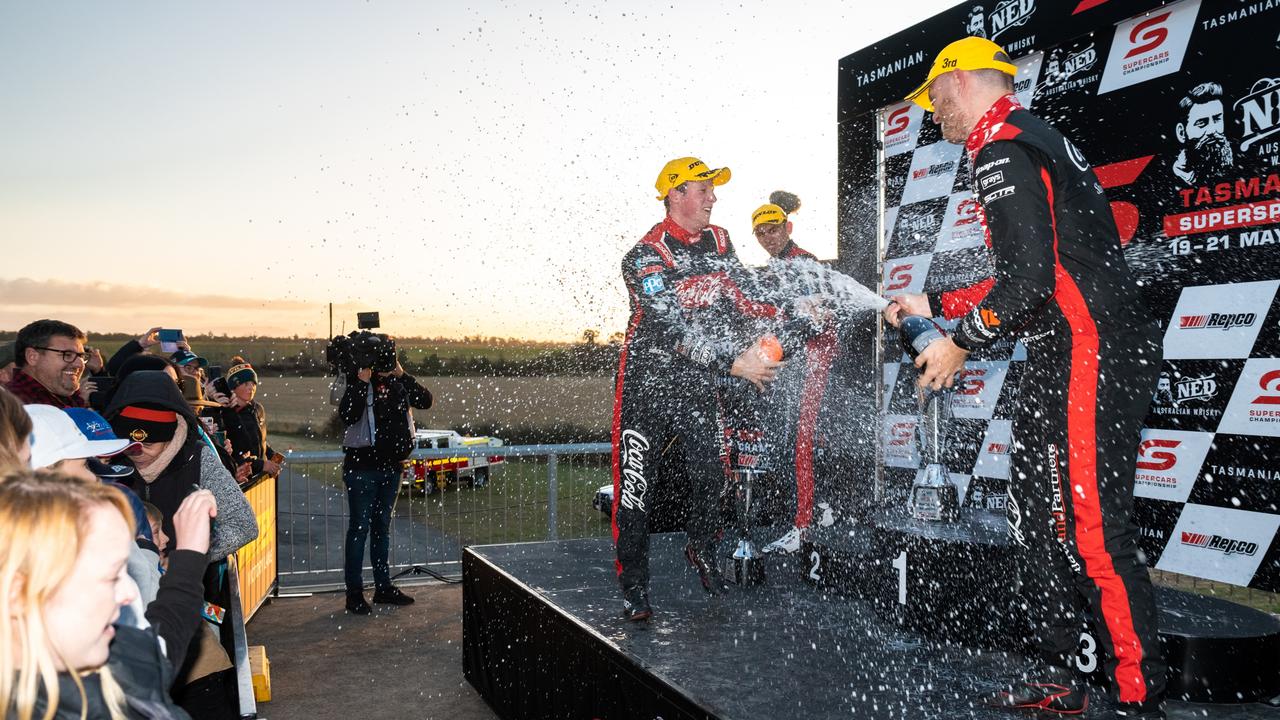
[463,530,1280,719]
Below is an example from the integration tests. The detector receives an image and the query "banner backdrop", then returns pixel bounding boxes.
[837,0,1280,590]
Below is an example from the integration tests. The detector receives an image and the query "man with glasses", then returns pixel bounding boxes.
[4,319,103,408]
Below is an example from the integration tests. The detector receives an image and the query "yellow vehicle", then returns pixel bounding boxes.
[400,430,504,495]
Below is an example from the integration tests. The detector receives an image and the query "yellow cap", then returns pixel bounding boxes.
[751,204,788,229]
[655,157,731,200]
[904,36,1017,112]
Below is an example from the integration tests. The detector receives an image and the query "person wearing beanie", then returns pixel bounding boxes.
[213,356,280,481]
[105,371,256,560]
[0,341,16,385]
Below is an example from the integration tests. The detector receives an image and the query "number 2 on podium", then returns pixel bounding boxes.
[892,550,908,605]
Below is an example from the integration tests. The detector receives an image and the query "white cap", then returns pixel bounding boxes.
[24,404,131,470]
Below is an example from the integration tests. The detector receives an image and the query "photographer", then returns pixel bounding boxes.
[338,339,432,615]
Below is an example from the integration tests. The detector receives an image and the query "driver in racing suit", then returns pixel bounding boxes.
[886,37,1167,719]
[613,157,785,622]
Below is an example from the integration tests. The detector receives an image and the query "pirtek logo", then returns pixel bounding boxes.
[1181,531,1260,556]
[1124,11,1172,59]
[1178,312,1257,330]
[1136,438,1179,472]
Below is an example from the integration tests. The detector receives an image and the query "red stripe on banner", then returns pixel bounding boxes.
[1073,0,1112,14]
[119,406,176,423]
[1044,168,1148,703]
[794,330,836,528]
[1163,199,1280,237]
[1094,155,1154,189]
[611,304,643,577]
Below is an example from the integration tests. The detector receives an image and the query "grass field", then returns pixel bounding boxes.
[260,374,613,442]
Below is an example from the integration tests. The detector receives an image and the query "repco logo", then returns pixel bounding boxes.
[1124,11,1171,58]
[1181,531,1259,556]
[619,429,650,512]
[1136,438,1180,472]
[1253,369,1280,406]
[885,264,914,292]
[1178,312,1257,330]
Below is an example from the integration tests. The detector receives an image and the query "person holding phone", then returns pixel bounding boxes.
[211,357,281,482]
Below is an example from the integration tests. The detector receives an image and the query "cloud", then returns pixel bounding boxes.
[0,277,314,311]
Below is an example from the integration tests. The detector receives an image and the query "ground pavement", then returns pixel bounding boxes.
[247,583,497,720]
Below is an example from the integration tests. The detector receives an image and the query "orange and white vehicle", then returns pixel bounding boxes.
[400,430,504,495]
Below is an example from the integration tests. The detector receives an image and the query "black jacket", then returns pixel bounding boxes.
[218,401,275,476]
[340,373,432,472]
[19,625,192,720]
[931,95,1152,351]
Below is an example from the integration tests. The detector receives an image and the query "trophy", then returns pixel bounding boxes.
[899,315,961,522]
[724,424,769,586]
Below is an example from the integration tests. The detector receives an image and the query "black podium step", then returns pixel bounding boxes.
[800,509,1280,704]
[463,534,1280,719]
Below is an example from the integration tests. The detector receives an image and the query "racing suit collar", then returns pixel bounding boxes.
[965,93,1023,164]
[661,215,703,245]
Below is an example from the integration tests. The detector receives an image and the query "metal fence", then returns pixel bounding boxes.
[276,443,612,592]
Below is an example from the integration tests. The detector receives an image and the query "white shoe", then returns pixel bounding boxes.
[763,526,803,554]
[815,502,836,528]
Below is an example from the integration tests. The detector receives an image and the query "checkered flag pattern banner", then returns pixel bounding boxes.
[849,0,1280,590]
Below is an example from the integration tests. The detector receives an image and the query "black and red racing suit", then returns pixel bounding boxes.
[767,241,839,531]
[926,94,1166,706]
[612,217,779,592]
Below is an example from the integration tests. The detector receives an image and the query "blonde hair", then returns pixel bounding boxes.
[0,387,32,471]
[0,470,134,720]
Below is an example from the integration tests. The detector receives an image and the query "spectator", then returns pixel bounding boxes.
[0,341,17,385]
[24,404,132,482]
[92,352,185,413]
[0,386,33,470]
[339,359,432,614]
[104,370,257,560]
[0,469,201,719]
[215,357,281,480]
[171,349,208,384]
[143,500,171,568]
[4,319,104,408]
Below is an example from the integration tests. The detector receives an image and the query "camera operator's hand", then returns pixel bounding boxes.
[357,368,373,384]
[391,361,405,377]
[262,458,282,477]
[228,392,248,410]
[78,378,97,404]
[137,327,163,348]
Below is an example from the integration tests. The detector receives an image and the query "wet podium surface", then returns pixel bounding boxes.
[463,532,1280,719]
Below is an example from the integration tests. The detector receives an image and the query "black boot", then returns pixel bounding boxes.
[983,664,1087,714]
[346,591,372,615]
[621,585,652,622]
[684,540,730,595]
[1116,701,1166,719]
[372,586,415,606]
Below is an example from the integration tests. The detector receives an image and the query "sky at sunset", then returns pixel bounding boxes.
[1,1,956,341]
